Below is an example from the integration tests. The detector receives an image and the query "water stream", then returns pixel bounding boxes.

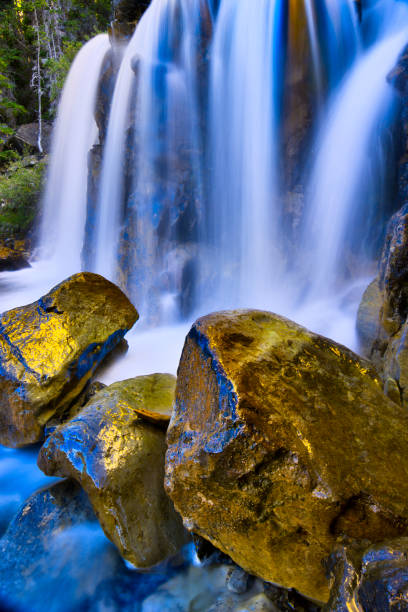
[39,34,110,279]
[1,2,408,604]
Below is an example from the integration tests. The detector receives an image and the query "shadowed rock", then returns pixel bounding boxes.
[357,204,408,405]
[165,310,408,602]
[0,479,115,612]
[0,272,138,447]
[356,277,383,358]
[0,478,177,612]
[0,243,30,272]
[325,539,408,611]
[38,374,189,568]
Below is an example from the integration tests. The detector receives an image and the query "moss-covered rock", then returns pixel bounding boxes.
[165,310,408,603]
[0,272,138,447]
[38,374,189,568]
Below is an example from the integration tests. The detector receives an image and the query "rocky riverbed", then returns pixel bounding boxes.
[0,227,407,610]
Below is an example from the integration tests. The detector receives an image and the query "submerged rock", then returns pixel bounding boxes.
[0,479,115,612]
[165,310,408,602]
[325,539,408,611]
[0,272,138,447]
[38,374,188,568]
[0,478,175,612]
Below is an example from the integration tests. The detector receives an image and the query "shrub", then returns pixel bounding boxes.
[0,155,47,238]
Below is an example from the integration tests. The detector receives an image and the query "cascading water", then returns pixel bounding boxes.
[205,0,361,317]
[39,33,110,279]
[2,2,408,606]
[206,0,283,311]
[304,0,360,101]
[302,28,408,299]
[291,1,408,345]
[93,0,213,324]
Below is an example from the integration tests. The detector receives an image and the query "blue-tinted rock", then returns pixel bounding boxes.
[0,479,176,612]
[325,539,408,611]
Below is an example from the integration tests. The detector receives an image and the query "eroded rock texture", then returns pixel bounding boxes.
[38,374,188,568]
[165,310,408,602]
[0,272,138,447]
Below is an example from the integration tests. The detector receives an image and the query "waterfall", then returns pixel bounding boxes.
[304,0,360,102]
[1,0,408,374]
[206,0,284,311]
[93,0,212,324]
[39,34,110,279]
[301,15,408,302]
[205,0,361,313]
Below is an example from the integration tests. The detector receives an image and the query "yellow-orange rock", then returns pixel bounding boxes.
[165,310,408,602]
[38,375,189,568]
[0,272,138,447]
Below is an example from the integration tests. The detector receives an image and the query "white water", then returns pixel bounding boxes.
[94,0,211,323]
[302,26,408,300]
[208,0,281,309]
[305,0,360,100]
[39,34,110,279]
[304,0,324,100]
[1,1,407,375]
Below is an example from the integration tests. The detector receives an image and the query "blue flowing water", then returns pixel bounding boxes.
[1,0,408,608]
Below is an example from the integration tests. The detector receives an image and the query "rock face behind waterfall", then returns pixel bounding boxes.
[357,203,408,405]
[165,310,408,603]
[38,375,189,568]
[0,272,138,447]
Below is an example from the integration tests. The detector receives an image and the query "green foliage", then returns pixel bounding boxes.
[46,40,84,107]
[0,0,111,159]
[0,155,47,238]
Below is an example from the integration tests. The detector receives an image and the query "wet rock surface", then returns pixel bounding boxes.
[0,272,138,447]
[0,241,30,272]
[357,203,408,405]
[0,478,179,612]
[38,374,188,568]
[325,539,408,611]
[356,277,383,358]
[379,202,408,334]
[165,309,408,602]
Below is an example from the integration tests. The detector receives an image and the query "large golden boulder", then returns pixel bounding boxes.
[38,374,189,568]
[0,272,138,447]
[165,310,408,603]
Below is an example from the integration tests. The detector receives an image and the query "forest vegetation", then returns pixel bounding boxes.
[0,0,111,239]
